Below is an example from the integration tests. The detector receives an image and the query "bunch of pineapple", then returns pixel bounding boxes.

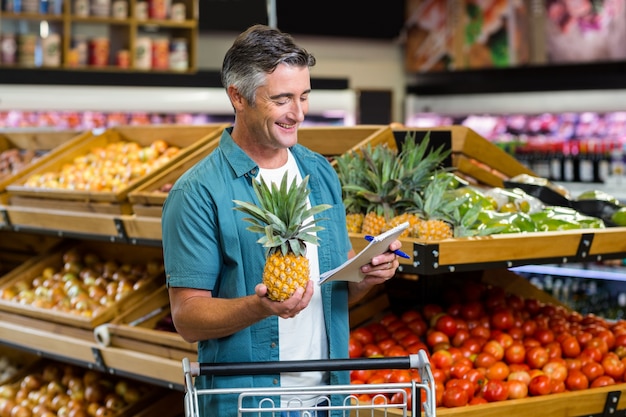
[233,172,331,301]
[336,131,481,241]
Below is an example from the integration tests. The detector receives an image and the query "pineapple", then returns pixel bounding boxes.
[341,144,404,236]
[233,172,331,301]
[407,171,465,240]
[335,148,368,233]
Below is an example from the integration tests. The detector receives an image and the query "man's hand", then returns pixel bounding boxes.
[255,280,314,319]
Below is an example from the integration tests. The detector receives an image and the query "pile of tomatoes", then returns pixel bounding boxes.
[349,279,626,408]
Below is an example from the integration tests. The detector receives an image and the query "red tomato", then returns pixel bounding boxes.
[388,369,413,383]
[481,379,509,402]
[350,369,373,383]
[586,337,609,356]
[581,360,605,382]
[602,353,626,380]
[431,350,454,369]
[470,325,491,340]
[545,341,562,360]
[508,327,525,341]
[460,301,485,321]
[534,328,555,345]
[590,375,616,388]
[474,352,497,369]
[377,338,397,353]
[422,304,443,322]
[405,341,428,355]
[528,374,552,396]
[482,340,505,361]
[406,319,428,337]
[542,360,568,382]
[349,337,363,358]
[560,335,581,358]
[351,327,374,346]
[550,379,566,394]
[507,370,531,385]
[450,357,473,379]
[491,331,514,349]
[386,345,409,357]
[379,312,400,328]
[400,309,422,323]
[469,396,488,405]
[486,361,510,381]
[504,341,526,364]
[615,333,626,348]
[426,330,450,348]
[491,308,515,331]
[521,319,538,337]
[399,333,421,348]
[526,346,549,369]
[580,347,603,364]
[391,327,412,343]
[461,337,483,356]
[565,369,589,391]
[363,343,383,358]
[507,380,528,399]
[435,314,459,337]
[463,368,486,390]
[452,329,470,348]
[446,378,475,401]
[441,385,468,408]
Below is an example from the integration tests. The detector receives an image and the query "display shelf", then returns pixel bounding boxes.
[0,0,198,73]
[350,227,626,276]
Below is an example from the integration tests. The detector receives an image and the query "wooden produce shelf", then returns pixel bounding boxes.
[393,126,535,188]
[350,227,626,276]
[0,310,185,389]
[298,125,397,160]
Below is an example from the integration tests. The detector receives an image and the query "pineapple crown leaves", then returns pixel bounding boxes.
[233,172,331,257]
[335,150,370,214]
[405,171,465,222]
[341,143,404,219]
[398,130,452,192]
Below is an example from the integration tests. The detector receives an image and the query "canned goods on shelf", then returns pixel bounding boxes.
[74,0,89,15]
[169,37,188,71]
[151,37,169,70]
[90,0,109,16]
[135,0,148,19]
[41,33,61,67]
[148,0,168,19]
[116,49,130,68]
[88,37,109,67]
[170,2,185,20]
[111,0,127,18]
[0,34,17,65]
[17,33,37,67]
[134,36,151,69]
[71,35,88,67]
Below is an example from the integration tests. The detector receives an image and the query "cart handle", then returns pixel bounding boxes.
[184,351,429,377]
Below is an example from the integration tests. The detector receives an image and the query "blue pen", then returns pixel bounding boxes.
[364,235,411,259]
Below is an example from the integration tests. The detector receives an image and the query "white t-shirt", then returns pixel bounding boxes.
[257,149,328,407]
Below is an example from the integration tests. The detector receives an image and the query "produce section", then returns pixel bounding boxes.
[0,123,625,417]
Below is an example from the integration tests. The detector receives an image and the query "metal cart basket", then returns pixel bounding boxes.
[182,350,436,417]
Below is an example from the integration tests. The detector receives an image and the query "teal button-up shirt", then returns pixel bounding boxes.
[162,128,352,416]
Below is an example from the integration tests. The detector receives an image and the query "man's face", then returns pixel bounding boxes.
[242,64,311,150]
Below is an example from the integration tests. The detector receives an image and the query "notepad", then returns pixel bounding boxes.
[319,221,409,284]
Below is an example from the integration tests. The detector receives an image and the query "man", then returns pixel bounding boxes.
[162,24,402,416]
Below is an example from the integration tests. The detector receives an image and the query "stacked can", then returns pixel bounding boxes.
[88,37,109,67]
[41,33,61,67]
[17,33,37,67]
[169,38,187,71]
[0,34,17,65]
[151,37,169,69]
[134,36,151,69]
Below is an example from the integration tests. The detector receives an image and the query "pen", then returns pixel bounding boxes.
[364,235,411,259]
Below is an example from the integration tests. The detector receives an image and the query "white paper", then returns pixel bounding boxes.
[319,222,409,284]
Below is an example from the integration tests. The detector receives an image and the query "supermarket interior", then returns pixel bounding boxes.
[3,0,626,416]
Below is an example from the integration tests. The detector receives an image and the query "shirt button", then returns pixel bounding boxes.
[273,378,279,385]
[271,342,277,348]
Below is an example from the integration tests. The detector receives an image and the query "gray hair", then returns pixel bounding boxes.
[221,24,316,105]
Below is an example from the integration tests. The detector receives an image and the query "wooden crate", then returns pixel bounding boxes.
[350,226,626,276]
[297,125,397,161]
[4,124,228,214]
[127,136,221,218]
[0,130,83,194]
[354,271,626,417]
[0,240,164,329]
[393,126,535,188]
[95,285,197,361]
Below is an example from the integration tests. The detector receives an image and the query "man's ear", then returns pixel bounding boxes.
[227,86,246,112]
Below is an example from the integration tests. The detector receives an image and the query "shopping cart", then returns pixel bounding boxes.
[182,350,436,417]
